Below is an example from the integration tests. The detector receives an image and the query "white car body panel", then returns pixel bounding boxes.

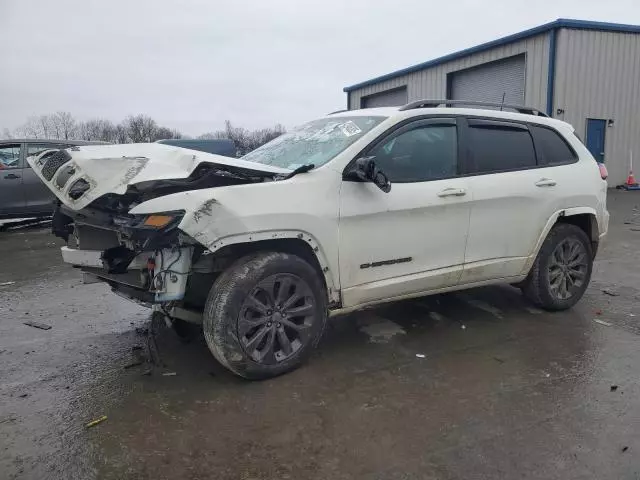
[26,143,289,210]
[129,167,343,301]
[338,178,471,307]
[29,106,609,313]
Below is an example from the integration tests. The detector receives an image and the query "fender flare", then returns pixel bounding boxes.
[204,230,340,304]
[522,207,599,274]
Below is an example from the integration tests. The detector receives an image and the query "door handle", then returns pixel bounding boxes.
[535,178,556,187]
[3,173,21,180]
[437,188,466,197]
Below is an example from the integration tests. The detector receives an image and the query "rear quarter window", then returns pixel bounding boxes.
[529,125,578,166]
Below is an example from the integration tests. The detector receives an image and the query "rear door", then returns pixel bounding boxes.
[460,118,567,283]
[0,143,26,217]
[22,143,67,215]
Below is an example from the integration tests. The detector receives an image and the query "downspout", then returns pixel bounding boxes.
[546,28,558,116]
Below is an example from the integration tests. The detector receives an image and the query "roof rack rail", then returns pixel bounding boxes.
[398,99,548,117]
[327,109,349,115]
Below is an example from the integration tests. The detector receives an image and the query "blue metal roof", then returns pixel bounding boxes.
[343,18,640,92]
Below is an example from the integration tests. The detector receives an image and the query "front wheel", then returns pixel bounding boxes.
[203,252,328,379]
[522,224,593,311]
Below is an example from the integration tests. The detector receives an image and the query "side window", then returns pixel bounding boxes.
[529,125,578,165]
[0,144,21,169]
[468,121,537,173]
[369,124,457,182]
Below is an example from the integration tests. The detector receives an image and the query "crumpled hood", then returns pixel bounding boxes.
[27,143,290,211]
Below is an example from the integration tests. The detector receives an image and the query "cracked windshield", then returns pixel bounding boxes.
[242,116,385,168]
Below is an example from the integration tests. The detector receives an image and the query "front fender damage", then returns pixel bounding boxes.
[175,200,339,304]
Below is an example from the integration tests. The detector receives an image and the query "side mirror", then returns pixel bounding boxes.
[348,156,391,193]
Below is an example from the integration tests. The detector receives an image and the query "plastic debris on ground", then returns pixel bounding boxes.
[602,288,620,297]
[23,321,52,330]
[162,372,177,376]
[0,281,16,286]
[123,360,144,370]
[86,416,107,428]
[415,354,426,359]
[594,319,613,327]
[611,385,619,392]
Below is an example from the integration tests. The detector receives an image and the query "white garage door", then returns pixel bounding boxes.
[361,87,408,108]
[450,54,525,105]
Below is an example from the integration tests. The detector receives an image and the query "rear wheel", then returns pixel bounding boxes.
[522,224,593,311]
[203,252,327,379]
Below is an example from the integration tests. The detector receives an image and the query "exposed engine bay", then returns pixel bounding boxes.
[32,143,294,322]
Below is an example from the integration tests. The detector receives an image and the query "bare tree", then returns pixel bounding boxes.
[38,115,53,138]
[77,119,118,142]
[10,111,185,145]
[197,130,230,140]
[53,112,76,140]
[115,123,128,144]
[1,128,12,139]
[204,120,285,156]
[124,115,158,143]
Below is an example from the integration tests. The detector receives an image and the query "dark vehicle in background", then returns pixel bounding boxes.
[0,139,106,219]
[156,139,236,157]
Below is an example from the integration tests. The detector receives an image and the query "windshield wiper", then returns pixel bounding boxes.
[281,164,315,180]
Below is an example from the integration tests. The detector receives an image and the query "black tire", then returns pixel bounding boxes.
[522,224,593,311]
[203,252,328,379]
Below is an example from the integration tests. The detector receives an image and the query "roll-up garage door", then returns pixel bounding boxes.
[450,54,525,105]
[361,87,408,108]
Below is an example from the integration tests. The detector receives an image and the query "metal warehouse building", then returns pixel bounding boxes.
[344,19,640,186]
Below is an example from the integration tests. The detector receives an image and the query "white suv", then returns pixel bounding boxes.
[29,100,609,379]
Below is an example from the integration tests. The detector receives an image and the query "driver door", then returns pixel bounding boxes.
[338,118,472,308]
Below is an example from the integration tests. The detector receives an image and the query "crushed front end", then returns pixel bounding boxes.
[27,143,288,321]
[54,203,195,306]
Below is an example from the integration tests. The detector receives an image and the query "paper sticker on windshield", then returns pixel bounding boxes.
[340,121,362,137]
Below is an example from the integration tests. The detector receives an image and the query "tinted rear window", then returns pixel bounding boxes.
[530,125,578,165]
[468,121,537,173]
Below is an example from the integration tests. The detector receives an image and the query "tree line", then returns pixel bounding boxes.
[2,112,285,156]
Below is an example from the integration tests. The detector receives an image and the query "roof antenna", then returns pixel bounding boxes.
[500,92,506,111]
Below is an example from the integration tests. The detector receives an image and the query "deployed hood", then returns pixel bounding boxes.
[27,143,290,211]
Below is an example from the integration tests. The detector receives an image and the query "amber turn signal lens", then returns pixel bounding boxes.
[143,215,174,228]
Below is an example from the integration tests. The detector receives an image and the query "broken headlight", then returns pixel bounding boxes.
[113,211,184,230]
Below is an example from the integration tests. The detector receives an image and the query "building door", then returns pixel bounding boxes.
[360,87,408,108]
[449,54,525,105]
[585,119,606,163]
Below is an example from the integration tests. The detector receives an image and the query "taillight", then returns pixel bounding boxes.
[598,163,608,180]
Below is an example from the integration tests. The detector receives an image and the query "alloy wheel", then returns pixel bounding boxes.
[238,274,316,364]
[548,237,588,300]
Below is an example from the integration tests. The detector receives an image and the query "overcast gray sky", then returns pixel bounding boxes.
[1,0,639,136]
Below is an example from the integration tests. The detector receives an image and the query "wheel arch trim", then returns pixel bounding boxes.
[203,230,339,304]
[522,207,598,274]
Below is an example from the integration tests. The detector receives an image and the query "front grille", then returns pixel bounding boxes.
[42,150,72,181]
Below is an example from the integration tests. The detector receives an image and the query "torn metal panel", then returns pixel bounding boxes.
[27,143,290,211]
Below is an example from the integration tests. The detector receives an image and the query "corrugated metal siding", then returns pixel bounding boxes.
[554,29,640,185]
[348,33,550,112]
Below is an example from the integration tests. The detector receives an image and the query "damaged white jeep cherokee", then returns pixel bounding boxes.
[29,100,609,379]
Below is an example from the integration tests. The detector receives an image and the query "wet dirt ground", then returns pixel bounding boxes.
[1,191,639,480]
